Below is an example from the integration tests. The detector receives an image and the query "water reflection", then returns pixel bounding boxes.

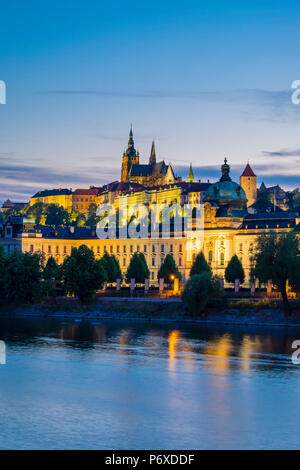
[0,316,300,449]
[0,316,296,377]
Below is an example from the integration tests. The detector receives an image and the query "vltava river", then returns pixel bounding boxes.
[0,316,299,449]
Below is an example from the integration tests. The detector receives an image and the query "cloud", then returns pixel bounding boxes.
[262,148,300,157]
[0,157,120,202]
[39,87,300,123]
[174,162,300,190]
[40,89,219,99]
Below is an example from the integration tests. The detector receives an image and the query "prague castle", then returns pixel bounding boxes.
[1,127,299,287]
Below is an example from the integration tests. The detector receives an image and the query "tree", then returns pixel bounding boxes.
[62,244,106,303]
[45,204,70,226]
[289,255,300,293]
[76,213,86,227]
[137,252,150,279]
[0,245,7,303]
[126,252,149,284]
[157,254,181,286]
[182,272,222,315]
[6,250,43,303]
[225,254,245,285]
[43,256,61,301]
[294,193,300,215]
[190,251,211,277]
[25,201,44,224]
[252,232,300,316]
[100,253,122,283]
[85,203,100,227]
[253,191,273,213]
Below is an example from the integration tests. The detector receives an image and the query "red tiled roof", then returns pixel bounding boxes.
[72,188,99,196]
[241,163,256,177]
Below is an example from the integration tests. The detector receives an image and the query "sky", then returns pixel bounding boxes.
[0,0,300,202]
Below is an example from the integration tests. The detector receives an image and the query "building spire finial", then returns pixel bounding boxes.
[149,139,156,165]
[187,162,194,183]
[220,157,231,181]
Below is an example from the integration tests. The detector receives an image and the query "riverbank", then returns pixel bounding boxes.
[1,296,300,327]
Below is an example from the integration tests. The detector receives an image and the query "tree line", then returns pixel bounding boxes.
[182,231,300,316]
[0,231,299,313]
[0,244,182,304]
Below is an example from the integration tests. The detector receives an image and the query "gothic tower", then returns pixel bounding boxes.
[239,163,257,207]
[121,126,140,182]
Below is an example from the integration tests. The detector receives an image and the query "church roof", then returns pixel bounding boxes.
[130,161,168,177]
[152,161,168,175]
[241,163,256,177]
[130,164,153,177]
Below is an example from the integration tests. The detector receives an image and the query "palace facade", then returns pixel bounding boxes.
[2,135,299,287]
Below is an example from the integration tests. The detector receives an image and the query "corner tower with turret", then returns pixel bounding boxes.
[239,163,257,207]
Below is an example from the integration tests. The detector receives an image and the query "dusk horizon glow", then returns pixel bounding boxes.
[0,0,299,201]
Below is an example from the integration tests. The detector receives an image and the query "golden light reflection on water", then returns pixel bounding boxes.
[167,330,196,372]
[57,322,80,341]
[239,335,262,371]
[168,330,180,372]
[204,333,233,374]
[54,322,272,377]
[118,329,131,355]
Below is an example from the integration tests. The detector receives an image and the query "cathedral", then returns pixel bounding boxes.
[121,127,180,186]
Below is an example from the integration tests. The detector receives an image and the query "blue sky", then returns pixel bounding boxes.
[0,0,299,201]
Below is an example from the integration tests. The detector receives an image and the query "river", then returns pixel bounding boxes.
[0,315,299,449]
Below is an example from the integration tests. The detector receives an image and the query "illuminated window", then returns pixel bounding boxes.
[220,253,224,265]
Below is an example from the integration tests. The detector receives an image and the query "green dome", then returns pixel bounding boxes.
[204,179,247,202]
[204,159,248,217]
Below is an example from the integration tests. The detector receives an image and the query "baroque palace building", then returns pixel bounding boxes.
[2,128,300,287]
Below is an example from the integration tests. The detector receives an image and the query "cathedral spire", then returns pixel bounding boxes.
[187,163,194,183]
[149,140,156,165]
[125,125,137,157]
